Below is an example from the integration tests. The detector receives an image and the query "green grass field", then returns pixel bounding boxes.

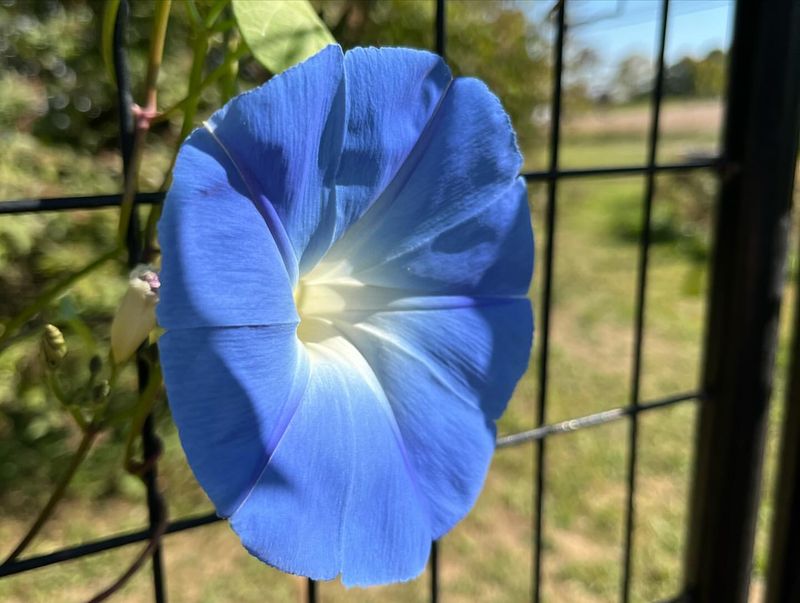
[0,100,794,602]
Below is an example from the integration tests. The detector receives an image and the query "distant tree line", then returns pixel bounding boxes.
[609,48,727,104]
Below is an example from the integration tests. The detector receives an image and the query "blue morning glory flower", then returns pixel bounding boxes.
[156,45,533,586]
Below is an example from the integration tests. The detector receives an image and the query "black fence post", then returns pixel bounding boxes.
[761,16,800,603]
[766,229,800,603]
[684,0,800,600]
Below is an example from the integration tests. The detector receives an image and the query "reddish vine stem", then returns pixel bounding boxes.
[85,488,168,603]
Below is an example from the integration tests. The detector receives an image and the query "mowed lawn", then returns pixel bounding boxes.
[1,100,793,602]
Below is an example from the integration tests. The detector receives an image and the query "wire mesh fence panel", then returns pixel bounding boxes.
[1,0,799,602]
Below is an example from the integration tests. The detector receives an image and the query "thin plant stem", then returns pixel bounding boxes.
[115,127,147,245]
[152,44,248,124]
[3,356,123,565]
[123,362,163,474]
[116,0,172,243]
[178,36,210,142]
[143,1,172,115]
[0,247,121,352]
[85,490,167,602]
[209,17,236,33]
[184,0,203,31]
[46,373,89,431]
[219,19,240,102]
[2,428,98,565]
[91,362,167,601]
[143,28,247,258]
[44,370,69,405]
[204,0,230,29]
[142,23,210,260]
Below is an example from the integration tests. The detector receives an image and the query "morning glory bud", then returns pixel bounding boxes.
[110,265,160,364]
[41,324,67,369]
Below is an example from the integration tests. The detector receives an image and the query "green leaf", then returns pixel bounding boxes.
[232,0,335,74]
[101,0,121,87]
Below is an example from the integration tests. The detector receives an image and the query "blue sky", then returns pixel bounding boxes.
[518,0,733,82]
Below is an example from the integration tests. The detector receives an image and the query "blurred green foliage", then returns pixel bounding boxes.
[612,168,714,264]
[2,0,134,150]
[233,0,335,74]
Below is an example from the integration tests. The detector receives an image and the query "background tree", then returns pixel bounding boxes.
[611,53,653,103]
[663,48,727,98]
[563,46,601,114]
[693,48,726,97]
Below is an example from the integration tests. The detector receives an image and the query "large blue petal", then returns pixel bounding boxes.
[332,47,452,244]
[230,331,431,586]
[359,178,532,296]
[322,78,526,296]
[204,46,454,279]
[205,45,346,282]
[157,128,297,330]
[329,299,532,537]
[203,46,345,283]
[158,325,308,517]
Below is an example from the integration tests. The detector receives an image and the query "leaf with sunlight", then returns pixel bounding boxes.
[233,0,336,74]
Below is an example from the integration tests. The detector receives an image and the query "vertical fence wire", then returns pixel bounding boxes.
[435,0,446,57]
[307,576,317,603]
[113,2,166,601]
[532,2,566,601]
[620,1,670,601]
[430,539,439,603]
[430,2,445,600]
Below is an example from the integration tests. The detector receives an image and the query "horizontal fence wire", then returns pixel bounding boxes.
[522,158,721,181]
[0,390,698,580]
[0,513,222,578]
[0,159,722,216]
[0,192,165,215]
[496,391,701,449]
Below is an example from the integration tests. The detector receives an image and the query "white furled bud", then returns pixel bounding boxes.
[110,265,160,364]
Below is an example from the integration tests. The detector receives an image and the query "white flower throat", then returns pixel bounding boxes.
[293,259,364,344]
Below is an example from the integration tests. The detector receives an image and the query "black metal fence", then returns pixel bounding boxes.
[1,0,799,601]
